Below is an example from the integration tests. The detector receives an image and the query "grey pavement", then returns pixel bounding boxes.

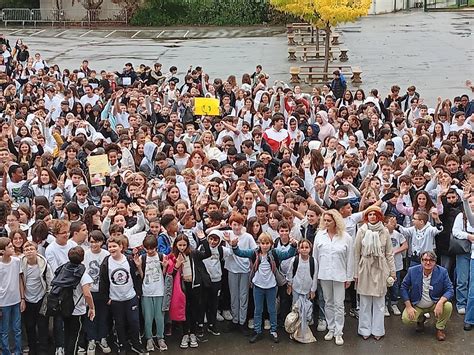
[3,10,473,106]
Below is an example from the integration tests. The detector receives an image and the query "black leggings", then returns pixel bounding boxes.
[181,282,202,335]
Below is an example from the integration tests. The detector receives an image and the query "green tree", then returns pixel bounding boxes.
[270,0,371,79]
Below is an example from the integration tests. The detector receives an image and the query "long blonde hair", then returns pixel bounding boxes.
[319,209,346,237]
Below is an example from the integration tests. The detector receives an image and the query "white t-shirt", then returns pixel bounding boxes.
[45,240,78,273]
[108,255,136,301]
[72,272,93,316]
[252,255,276,289]
[7,180,29,205]
[417,272,434,309]
[24,263,44,303]
[84,249,110,293]
[142,254,164,297]
[390,230,406,272]
[80,94,100,107]
[0,257,22,307]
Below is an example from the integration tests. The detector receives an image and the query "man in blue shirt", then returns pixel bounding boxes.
[401,251,454,341]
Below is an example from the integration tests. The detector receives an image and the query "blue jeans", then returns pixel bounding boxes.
[0,303,22,355]
[253,286,277,334]
[455,253,471,310]
[465,258,474,325]
[84,293,109,341]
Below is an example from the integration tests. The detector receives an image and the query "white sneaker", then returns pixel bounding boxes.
[335,335,344,345]
[391,304,401,316]
[55,348,65,355]
[458,308,466,315]
[248,318,254,329]
[424,313,431,319]
[324,330,334,341]
[384,306,390,317]
[158,339,168,351]
[180,335,189,349]
[77,347,86,355]
[264,319,271,330]
[222,310,233,321]
[317,319,327,332]
[189,334,199,348]
[146,339,155,352]
[216,311,225,322]
[87,340,96,355]
[98,338,111,353]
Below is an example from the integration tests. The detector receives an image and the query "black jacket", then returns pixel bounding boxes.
[173,239,212,289]
[98,255,142,300]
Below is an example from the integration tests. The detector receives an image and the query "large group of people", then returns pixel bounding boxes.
[0,33,473,355]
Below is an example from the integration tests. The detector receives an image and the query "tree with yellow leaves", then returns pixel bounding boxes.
[271,0,371,80]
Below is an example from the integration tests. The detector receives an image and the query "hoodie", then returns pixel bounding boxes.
[139,141,157,175]
[288,116,305,143]
[316,110,336,144]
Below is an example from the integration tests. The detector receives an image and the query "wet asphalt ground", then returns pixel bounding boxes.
[3,10,473,106]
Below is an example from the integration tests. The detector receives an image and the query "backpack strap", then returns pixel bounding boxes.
[309,256,315,279]
[217,245,224,261]
[141,254,147,276]
[292,256,299,278]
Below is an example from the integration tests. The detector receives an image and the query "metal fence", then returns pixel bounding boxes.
[424,0,471,9]
[0,8,128,26]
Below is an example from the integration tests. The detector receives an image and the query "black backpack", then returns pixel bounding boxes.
[292,256,316,279]
[46,263,85,318]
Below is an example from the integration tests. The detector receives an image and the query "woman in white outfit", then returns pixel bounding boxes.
[354,206,396,340]
[313,209,354,346]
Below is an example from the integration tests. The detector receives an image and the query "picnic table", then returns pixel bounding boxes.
[290,65,362,85]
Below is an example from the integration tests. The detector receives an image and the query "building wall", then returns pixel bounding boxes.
[40,0,123,20]
[369,0,406,14]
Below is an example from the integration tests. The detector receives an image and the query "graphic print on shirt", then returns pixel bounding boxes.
[88,260,101,286]
[144,260,162,286]
[111,268,130,285]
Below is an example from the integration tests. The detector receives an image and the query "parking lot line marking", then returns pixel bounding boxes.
[156,30,165,38]
[183,30,189,38]
[105,30,116,38]
[9,29,23,35]
[54,30,68,38]
[131,30,141,39]
[30,29,45,37]
[79,30,92,37]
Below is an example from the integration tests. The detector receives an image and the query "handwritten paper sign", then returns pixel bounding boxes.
[128,231,147,249]
[88,154,110,186]
[194,97,220,116]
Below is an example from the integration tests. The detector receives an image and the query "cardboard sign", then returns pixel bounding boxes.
[88,154,110,186]
[194,97,220,116]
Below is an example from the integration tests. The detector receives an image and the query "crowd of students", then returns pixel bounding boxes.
[0,34,474,355]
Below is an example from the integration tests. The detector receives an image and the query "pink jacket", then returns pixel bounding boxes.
[167,255,186,322]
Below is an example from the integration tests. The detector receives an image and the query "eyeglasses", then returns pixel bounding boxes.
[421,259,435,263]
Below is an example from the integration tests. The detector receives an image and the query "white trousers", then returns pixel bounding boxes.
[320,280,345,336]
[358,294,385,337]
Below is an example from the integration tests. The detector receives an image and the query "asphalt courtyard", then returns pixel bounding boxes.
[2,10,473,104]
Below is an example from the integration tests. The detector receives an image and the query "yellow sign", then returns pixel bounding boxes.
[88,154,110,187]
[194,98,220,116]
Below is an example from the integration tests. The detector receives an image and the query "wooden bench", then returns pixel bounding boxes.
[293,45,342,62]
[298,65,355,84]
[351,66,362,84]
[287,33,296,45]
[288,48,297,61]
[339,48,349,62]
[289,67,301,84]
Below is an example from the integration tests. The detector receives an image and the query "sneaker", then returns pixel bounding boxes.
[208,324,221,336]
[249,332,263,343]
[248,318,254,329]
[165,324,172,336]
[87,340,96,355]
[196,325,205,338]
[270,331,279,343]
[458,308,466,315]
[391,304,401,316]
[55,348,65,355]
[384,306,390,317]
[335,335,344,345]
[222,310,233,321]
[180,335,189,349]
[22,346,29,354]
[98,338,111,354]
[146,339,155,352]
[349,308,359,319]
[77,347,86,354]
[189,334,199,348]
[130,342,149,355]
[216,311,225,322]
[424,313,431,319]
[264,319,271,330]
[317,319,327,332]
[158,339,168,351]
[324,330,334,341]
